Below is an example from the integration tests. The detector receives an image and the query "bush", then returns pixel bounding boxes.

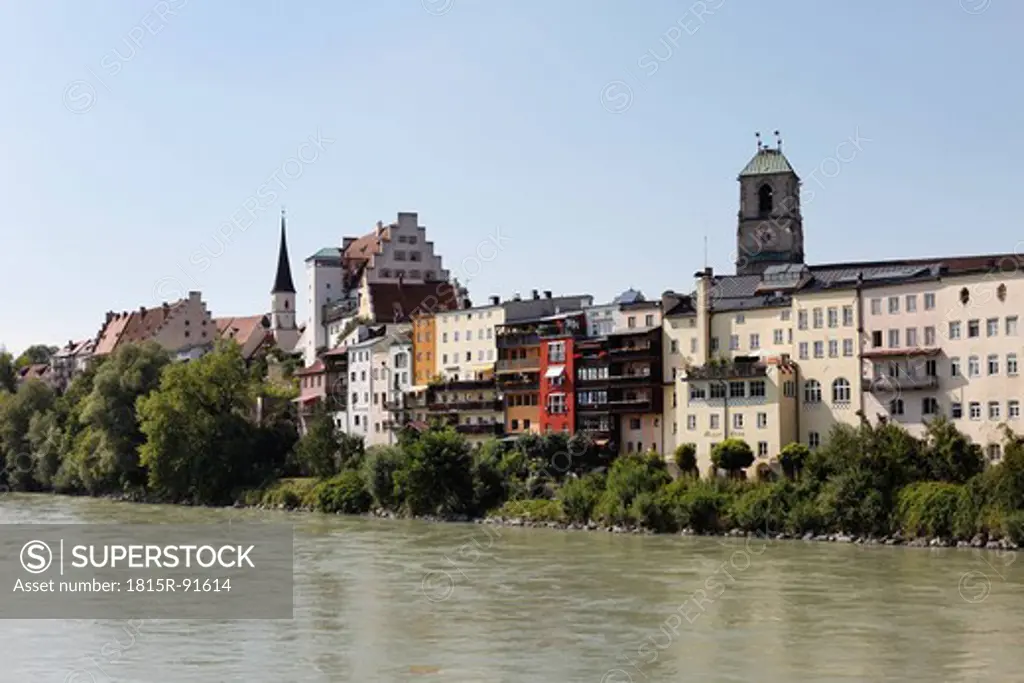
[392,428,475,516]
[471,440,508,515]
[559,473,605,523]
[673,443,697,476]
[657,479,733,533]
[495,499,564,523]
[731,481,791,533]
[594,453,670,525]
[778,443,810,480]
[896,482,964,539]
[362,446,407,510]
[1001,510,1024,545]
[313,470,372,514]
[238,477,318,510]
[711,438,754,478]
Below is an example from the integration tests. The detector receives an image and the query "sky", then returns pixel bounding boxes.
[1,0,1021,355]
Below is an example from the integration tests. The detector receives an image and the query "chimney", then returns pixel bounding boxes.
[140,306,147,315]
[490,295,500,306]
[376,220,385,236]
[162,302,170,313]
[188,291,201,303]
[342,237,356,251]
[544,290,552,299]
[513,292,521,301]
[105,311,114,324]
[532,289,539,300]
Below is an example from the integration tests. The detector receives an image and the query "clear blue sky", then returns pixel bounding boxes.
[2,0,1021,355]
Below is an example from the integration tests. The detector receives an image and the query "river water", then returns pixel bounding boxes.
[2,494,1023,682]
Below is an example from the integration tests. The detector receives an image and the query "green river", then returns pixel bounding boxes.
[3,494,1022,682]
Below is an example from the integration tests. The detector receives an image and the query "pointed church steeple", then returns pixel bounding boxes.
[272,209,296,294]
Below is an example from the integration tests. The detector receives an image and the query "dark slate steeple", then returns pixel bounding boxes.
[272,209,296,294]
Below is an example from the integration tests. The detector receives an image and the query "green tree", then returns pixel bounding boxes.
[673,443,698,476]
[15,344,58,369]
[0,379,56,490]
[711,438,754,479]
[0,351,16,393]
[62,342,170,494]
[922,417,984,484]
[138,342,265,504]
[392,427,474,516]
[778,443,810,480]
[294,405,341,478]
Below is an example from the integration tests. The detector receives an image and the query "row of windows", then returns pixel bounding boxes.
[803,378,852,404]
[379,268,434,280]
[886,398,1022,421]
[798,338,856,360]
[948,316,1018,340]
[395,234,419,244]
[626,314,657,328]
[686,411,771,431]
[391,250,423,262]
[440,328,495,343]
[689,380,768,400]
[869,293,936,315]
[349,390,404,406]
[949,354,1018,377]
[797,305,856,330]
[440,310,496,323]
[436,350,495,364]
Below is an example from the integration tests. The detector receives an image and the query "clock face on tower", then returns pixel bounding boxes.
[754,224,777,247]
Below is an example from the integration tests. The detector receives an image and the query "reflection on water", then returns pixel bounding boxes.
[2,494,1022,682]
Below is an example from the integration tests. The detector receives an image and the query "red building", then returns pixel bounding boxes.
[537,312,586,434]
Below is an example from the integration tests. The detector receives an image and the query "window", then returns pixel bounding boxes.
[730,335,740,350]
[951,402,963,419]
[548,341,566,363]
[989,401,1001,420]
[511,419,519,430]
[729,381,746,398]
[832,378,851,403]
[988,354,999,375]
[453,331,459,342]
[733,413,744,430]
[870,299,881,315]
[804,380,822,403]
[524,419,530,429]
[783,380,796,397]
[1008,316,1019,336]
[758,442,769,458]
[968,320,980,338]
[788,329,793,344]
[773,329,784,344]
[987,444,1002,462]
[827,307,838,328]
[888,297,899,314]
[923,397,939,415]
[987,318,999,337]
[393,250,406,261]
[843,338,854,357]
[757,183,773,215]
[968,356,980,377]
[925,359,937,377]
[890,399,905,416]
[813,308,823,329]
[872,331,883,348]
[950,357,961,376]
[409,251,422,262]
[924,292,935,310]
[924,326,935,346]
[710,414,720,430]
[709,383,725,399]
[710,337,719,352]
[808,432,821,449]
[749,380,766,397]
[670,340,679,354]
[949,321,961,340]
[781,310,791,321]
[1010,400,1020,419]
[799,342,809,360]
[645,314,655,327]
[628,316,636,328]
[689,385,706,400]
[969,402,981,420]
[442,354,448,364]
[904,328,917,347]
[690,338,698,353]
[906,294,917,312]
[629,418,641,430]
[813,341,824,358]
[687,415,697,430]
[842,305,854,326]
[745,332,760,350]
[828,340,838,358]
[888,329,900,348]
[1009,353,1019,376]
[798,309,808,330]
[757,412,767,428]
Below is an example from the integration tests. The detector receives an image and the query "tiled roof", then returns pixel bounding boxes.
[214,315,271,347]
[368,281,460,323]
[119,303,186,345]
[295,358,325,376]
[19,364,50,380]
[738,148,796,177]
[94,312,134,355]
[344,230,381,263]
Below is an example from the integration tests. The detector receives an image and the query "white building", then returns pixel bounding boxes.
[434,297,505,381]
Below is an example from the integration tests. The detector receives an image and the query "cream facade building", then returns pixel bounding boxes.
[434,299,505,381]
[664,139,1024,475]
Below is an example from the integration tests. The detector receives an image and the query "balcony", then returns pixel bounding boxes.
[496,358,540,373]
[496,332,540,349]
[607,372,657,385]
[456,423,505,436]
[685,362,768,381]
[609,344,657,359]
[499,376,540,390]
[865,375,939,392]
[428,399,504,412]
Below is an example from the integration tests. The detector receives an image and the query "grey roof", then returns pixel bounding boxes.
[613,288,645,305]
[739,148,797,178]
[503,295,594,323]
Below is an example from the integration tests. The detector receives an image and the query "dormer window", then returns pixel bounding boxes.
[757,183,773,216]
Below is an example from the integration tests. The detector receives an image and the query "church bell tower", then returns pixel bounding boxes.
[271,209,299,351]
[735,131,805,275]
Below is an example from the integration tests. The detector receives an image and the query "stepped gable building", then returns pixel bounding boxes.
[93,291,215,361]
[663,133,1024,477]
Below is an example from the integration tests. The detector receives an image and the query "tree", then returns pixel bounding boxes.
[0,379,56,490]
[922,417,984,484]
[711,438,754,479]
[673,443,698,476]
[294,405,342,478]
[138,342,265,504]
[392,427,474,516]
[778,443,810,480]
[62,342,170,494]
[15,344,58,369]
[0,352,16,394]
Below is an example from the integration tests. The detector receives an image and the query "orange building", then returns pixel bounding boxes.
[412,313,437,386]
[496,322,543,434]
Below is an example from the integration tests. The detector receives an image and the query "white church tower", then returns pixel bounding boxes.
[271,209,300,352]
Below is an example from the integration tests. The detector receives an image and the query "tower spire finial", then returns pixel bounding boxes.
[272,207,296,294]
[774,130,782,151]
[755,131,762,151]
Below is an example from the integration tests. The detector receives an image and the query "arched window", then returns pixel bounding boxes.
[757,183,774,216]
[804,379,821,403]
[832,378,851,403]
